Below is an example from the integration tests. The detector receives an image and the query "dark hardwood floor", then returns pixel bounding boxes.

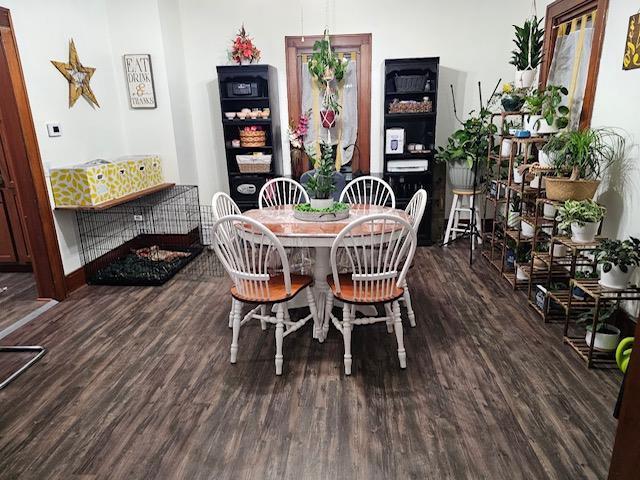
[0,245,621,479]
[0,272,44,333]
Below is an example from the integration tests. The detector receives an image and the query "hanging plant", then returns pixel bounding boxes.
[308,29,348,126]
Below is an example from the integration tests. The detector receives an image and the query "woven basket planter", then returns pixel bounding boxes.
[545,177,600,201]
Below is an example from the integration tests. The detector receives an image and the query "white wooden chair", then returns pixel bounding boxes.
[211,192,242,329]
[339,176,396,208]
[258,177,309,209]
[212,191,241,220]
[211,215,318,375]
[325,214,417,375]
[400,189,428,327]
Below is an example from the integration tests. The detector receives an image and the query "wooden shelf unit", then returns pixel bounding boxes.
[216,64,281,211]
[55,183,176,211]
[382,57,440,245]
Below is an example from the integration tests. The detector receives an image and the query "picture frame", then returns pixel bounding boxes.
[123,54,157,109]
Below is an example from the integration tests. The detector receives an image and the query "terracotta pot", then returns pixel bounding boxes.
[320,109,336,128]
[545,177,600,201]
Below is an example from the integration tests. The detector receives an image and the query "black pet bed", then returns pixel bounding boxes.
[89,245,203,286]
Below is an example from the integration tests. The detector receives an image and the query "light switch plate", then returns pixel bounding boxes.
[46,123,62,137]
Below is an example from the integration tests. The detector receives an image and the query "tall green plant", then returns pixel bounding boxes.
[305,141,336,200]
[435,109,498,168]
[510,16,544,70]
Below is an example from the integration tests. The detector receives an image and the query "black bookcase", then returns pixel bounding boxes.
[383,57,439,245]
[216,65,281,211]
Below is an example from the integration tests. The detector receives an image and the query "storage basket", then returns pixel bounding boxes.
[394,74,427,93]
[388,98,432,114]
[236,154,272,173]
[239,129,266,147]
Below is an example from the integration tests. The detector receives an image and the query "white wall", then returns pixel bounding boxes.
[4,0,181,273]
[588,0,640,243]
[177,0,543,203]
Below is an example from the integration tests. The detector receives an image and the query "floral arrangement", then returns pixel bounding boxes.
[288,111,310,149]
[229,25,260,65]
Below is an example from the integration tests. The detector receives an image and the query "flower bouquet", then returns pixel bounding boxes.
[229,25,260,65]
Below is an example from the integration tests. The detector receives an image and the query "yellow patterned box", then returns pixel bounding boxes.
[144,155,163,188]
[50,160,117,207]
[123,156,151,192]
[110,161,133,198]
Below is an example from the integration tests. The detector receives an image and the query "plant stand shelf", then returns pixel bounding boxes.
[563,279,640,368]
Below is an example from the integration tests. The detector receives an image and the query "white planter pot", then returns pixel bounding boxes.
[520,220,535,238]
[571,221,600,243]
[448,163,477,190]
[550,243,567,257]
[513,167,524,184]
[536,118,559,135]
[530,175,542,189]
[515,69,537,89]
[600,264,636,289]
[500,139,513,158]
[508,211,520,228]
[585,324,620,352]
[543,203,557,219]
[538,149,553,167]
[516,264,528,280]
[525,114,542,135]
[310,198,334,210]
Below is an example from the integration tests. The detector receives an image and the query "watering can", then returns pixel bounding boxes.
[616,337,634,373]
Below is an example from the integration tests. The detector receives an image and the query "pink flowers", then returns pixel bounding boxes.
[229,25,261,64]
[288,111,310,149]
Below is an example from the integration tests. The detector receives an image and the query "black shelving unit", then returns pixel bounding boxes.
[216,65,281,211]
[383,57,439,245]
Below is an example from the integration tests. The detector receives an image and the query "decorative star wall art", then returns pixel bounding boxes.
[51,39,100,108]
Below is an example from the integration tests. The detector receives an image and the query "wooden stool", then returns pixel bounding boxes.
[443,189,483,250]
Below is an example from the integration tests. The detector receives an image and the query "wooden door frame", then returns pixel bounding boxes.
[285,33,372,174]
[0,7,67,300]
[539,0,609,129]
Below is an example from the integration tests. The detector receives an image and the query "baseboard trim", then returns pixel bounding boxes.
[65,267,86,294]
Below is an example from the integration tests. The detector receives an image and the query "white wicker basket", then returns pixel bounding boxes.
[236,154,272,173]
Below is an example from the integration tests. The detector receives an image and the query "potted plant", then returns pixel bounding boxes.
[524,85,569,135]
[546,128,626,201]
[515,246,531,280]
[595,237,640,289]
[538,134,566,167]
[533,240,549,271]
[572,270,599,300]
[520,217,535,238]
[494,83,530,112]
[557,199,605,243]
[505,238,517,270]
[512,155,525,184]
[228,25,261,65]
[578,306,620,352]
[510,16,544,88]
[288,110,310,179]
[435,108,497,189]
[305,140,337,209]
[507,194,521,228]
[308,30,347,129]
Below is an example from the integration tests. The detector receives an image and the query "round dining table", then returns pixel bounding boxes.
[242,204,411,341]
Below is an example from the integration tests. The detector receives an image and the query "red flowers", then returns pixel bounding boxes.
[229,25,261,64]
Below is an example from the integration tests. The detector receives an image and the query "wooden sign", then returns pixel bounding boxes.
[124,54,157,108]
[623,13,640,70]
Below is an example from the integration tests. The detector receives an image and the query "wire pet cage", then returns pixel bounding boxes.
[76,185,204,286]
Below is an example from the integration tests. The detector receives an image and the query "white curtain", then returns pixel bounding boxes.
[547,13,595,130]
[302,58,358,168]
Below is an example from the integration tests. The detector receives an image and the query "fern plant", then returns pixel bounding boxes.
[510,16,544,70]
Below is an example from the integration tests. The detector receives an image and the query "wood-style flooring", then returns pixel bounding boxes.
[0,272,43,333]
[0,246,621,479]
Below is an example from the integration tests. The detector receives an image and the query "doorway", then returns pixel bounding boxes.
[0,7,66,300]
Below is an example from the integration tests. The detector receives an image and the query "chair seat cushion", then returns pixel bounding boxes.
[231,274,313,304]
[327,274,404,305]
